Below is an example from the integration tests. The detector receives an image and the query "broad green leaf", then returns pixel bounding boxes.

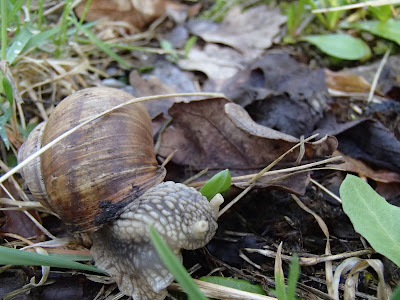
[0,246,103,273]
[200,169,231,200]
[339,175,400,267]
[301,34,371,60]
[342,19,400,46]
[6,27,33,64]
[199,276,267,295]
[149,226,208,300]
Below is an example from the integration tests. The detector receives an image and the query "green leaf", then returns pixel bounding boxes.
[301,34,371,60]
[200,169,231,200]
[6,27,33,64]
[2,76,13,103]
[275,272,286,300]
[391,282,400,300]
[0,125,9,149]
[0,76,13,149]
[342,19,400,46]
[286,254,300,300]
[184,36,197,57]
[23,26,61,52]
[199,276,267,295]
[149,226,208,300]
[0,246,103,273]
[339,174,400,267]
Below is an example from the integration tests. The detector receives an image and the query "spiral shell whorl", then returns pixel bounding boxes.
[18,87,166,233]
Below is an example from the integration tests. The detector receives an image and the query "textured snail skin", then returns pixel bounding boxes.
[90,181,223,300]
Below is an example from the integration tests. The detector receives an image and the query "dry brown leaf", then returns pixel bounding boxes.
[234,172,311,196]
[165,0,202,23]
[189,5,286,58]
[75,0,165,32]
[336,151,400,183]
[325,69,379,94]
[158,98,337,169]
[178,44,244,84]
[129,71,177,118]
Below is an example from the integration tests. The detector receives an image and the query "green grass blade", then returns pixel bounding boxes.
[69,16,131,68]
[149,226,208,300]
[286,254,300,300]
[1,0,8,60]
[55,0,72,57]
[0,246,103,273]
[8,0,25,22]
[6,27,33,64]
[200,169,231,200]
[275,272,287,300]
[23,26,60,51]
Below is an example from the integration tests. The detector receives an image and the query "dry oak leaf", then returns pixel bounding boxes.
[158,98,337,169]
[75,0,165,31]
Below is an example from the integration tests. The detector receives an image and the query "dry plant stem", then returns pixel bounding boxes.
[310,178,342,204]
[43,1,66,16]
[0,159,31,202]
[295,135,306,165]
[244,248,374,266]
[0,183,57,239]
[291,195,334,297]
[368,47,391,103]
[247,133,319,184]
[183,168,209,185]
[218,182,256,217]
[189,156,343,189]
[1,232,35,245]
[0,92,224,185]
[160,149,177,168]
[170,279,277,300]
[312,0,400,12]
[239,249,261,269]
[154,118,172,154]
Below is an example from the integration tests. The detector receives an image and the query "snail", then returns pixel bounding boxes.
[17,87,224,300]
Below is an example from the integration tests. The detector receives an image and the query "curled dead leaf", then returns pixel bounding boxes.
[158,98,337,169]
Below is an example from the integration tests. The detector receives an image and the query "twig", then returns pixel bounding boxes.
[368,47,391,103]
[310,178,342,204]
[312,0,400,13]
[170,279,277,300]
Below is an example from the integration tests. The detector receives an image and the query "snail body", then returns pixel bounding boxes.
[18,87,223,300]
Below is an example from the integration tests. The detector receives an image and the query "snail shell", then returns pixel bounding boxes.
[18,87,166,233]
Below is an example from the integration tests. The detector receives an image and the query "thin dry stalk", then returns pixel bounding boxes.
[291,195,334,297]
[170,279,277,300]
[312,0,400,13]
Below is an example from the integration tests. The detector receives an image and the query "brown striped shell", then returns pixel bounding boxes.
[18,87,166,233]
